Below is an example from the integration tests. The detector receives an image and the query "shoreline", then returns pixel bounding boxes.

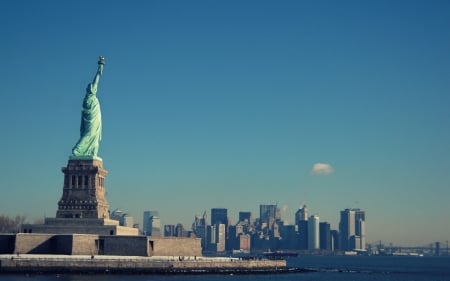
[0,254,312,275]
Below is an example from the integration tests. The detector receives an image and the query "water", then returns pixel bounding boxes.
[1,255,449,281]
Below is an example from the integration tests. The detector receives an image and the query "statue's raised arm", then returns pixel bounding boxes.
[71,56,106,159]
[92,56,105,89]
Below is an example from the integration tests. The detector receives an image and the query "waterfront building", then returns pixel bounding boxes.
[259,204,280,231]
[211,208,228,250]
[295,205,308,224]
[143,210,159,235]
[216,223,226,252]
[192,211,208,249]
[211,208,228,226]
[330,230,340,251]
[339,208,366,250]
[110,209,134,227]
[355,209,366,250]
[164,224,175,237]
[319,222,331,250]
[207,224,216,246]
[149,216,161,237]
[280,224,297,249]
[175,223,184,237]
[205,223,226,252]
[122,214,134,228]
[238,234,251,253]
[308,215,320,250]
[239,211,253,224]
[298,220,308,250]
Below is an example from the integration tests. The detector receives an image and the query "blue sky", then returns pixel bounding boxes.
[1,0,449,246]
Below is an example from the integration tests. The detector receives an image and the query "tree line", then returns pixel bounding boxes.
[0,215,26,233]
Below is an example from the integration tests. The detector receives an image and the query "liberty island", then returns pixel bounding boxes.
[0,57,287,274]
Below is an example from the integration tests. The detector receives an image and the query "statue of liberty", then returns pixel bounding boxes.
[72,56,105,158]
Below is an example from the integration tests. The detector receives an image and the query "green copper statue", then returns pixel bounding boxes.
[72,56,105,158]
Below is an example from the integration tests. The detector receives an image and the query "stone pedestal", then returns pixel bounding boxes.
[20,157,139,236]
[56,158,109,219]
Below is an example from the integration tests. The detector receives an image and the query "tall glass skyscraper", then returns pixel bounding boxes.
[339,208,366,250]
[308,215,320,250]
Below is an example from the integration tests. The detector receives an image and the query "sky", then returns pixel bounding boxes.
[1,0,449,247]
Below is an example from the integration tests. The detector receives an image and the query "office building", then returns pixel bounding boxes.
[149,216,161,236]
[211,208,228,226]
[339,208,366,250]
[164,224,175,237]
[308,215,320,250]
[330,230,339,251]
[259,204,280,230]
[192,212,208,249]
[298,220,308,250]
[143,210,159,236]
[295,205,308,224]
[319,222,331,250]
[238,211,252,224]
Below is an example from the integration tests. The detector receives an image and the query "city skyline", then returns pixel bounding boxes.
[1,1,450,247]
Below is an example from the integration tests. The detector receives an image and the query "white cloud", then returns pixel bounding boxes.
[310,162,334,176]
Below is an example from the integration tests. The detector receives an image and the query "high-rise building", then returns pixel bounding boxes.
[238,211,252,223]
[175,223,184,237]
[164,224,175,237]
[211,208,228,226]
[339,208,355,250]
[295,205,308,224]
[143,210,159,235]
[205,222,227,253]
[319,222,331,250]
[339,208,366,250]
[238,234,251,253]
[215,223,226,252]
[110,209,134,227]
[330,230,339,251]
[207,225,216,245]
[149,216,161,236]
[298,220,308,250]
[192,211,208,249]
[121,214,134,228]
[259,204,279,230]
[308,215,320,250]
[355,209,366,250]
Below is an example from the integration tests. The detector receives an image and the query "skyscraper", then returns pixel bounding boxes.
[164,224,175,237]
[339,208,366,250]
[238,211,252,223]
[175,223,184,237]
[295,205,308,224]
[355,209,366,250]
[215,223,226,252]
[192,211,208,249]
[143,210,159,236]
[211,208,228,226]
[319,222,331,250]
[149,216,161,236]
[308,215,320,250]
[259,204,279,231]
[298,220,308,250]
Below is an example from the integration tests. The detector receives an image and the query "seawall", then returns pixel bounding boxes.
[0,254,290,274]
